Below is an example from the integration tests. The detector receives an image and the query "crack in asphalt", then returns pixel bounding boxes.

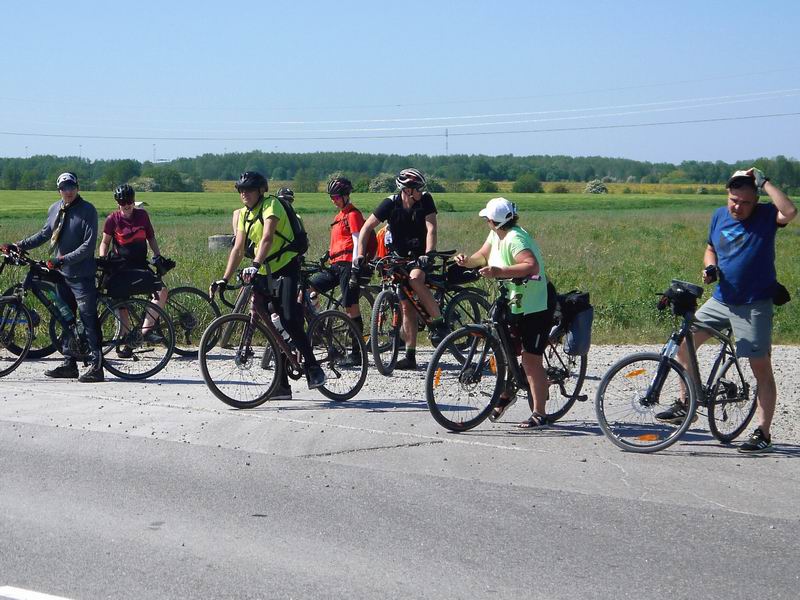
[298,439,445,458]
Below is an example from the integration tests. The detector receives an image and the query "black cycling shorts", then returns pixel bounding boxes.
[309,261,359,307]
[508,284,557,355]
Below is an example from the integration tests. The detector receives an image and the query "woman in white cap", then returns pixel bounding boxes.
[454,197,555,428]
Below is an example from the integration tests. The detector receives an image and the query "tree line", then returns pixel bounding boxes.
[1,152,798,193]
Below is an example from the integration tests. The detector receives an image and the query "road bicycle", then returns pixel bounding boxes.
[0,247,175,380]
[424,278,588,432]
[199,270,368,408]
[594,279,757,453]
[369,251,491,375]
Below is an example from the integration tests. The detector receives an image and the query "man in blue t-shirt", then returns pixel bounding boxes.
[658,168,796,453]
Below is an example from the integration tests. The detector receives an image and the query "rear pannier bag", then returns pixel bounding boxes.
[105,269,162,299]
[558,290,593,356]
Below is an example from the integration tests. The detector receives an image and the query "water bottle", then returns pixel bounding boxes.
[46,290,75,325]
[270,313,292,344]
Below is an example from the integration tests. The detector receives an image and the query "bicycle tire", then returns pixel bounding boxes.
[543,345,588,422]
[166,286,221,357]
[199,313,283,409]
[3,283,59,358]
[441,290,492,360]
[0,299,33,377]
[308,309,368,402]
[370,289,402,376]
[708,358,758,443]
[99,297,175,380]
[425,325,506,432]
[595,352,697,453]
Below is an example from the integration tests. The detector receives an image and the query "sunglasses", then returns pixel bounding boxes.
[58,184,77,192]
[117,199,135,206]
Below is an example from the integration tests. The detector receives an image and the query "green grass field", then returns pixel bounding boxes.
[2,190,798,343]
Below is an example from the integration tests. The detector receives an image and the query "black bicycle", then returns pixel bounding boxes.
[0,247,175,380]
[424,279,588,432]
[369,251,491,375]
[199,271,368,408]
[594,279,757,453]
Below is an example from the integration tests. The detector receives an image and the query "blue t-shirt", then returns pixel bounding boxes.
[708,203,779,304]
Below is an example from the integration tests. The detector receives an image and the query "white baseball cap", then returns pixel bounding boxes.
[56,172,78,189]
[478,197,517,226]
[727,170,755,188]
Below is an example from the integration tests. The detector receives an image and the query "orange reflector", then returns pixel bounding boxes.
[489,355,497,374]
[434,368,442,388]
[636,433,660,441]
[624,368,646,378]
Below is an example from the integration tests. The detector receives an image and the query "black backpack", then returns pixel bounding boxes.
[243,195,309,263]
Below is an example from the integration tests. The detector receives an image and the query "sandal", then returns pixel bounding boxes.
[517,413,549,429]
[488,394,517,422]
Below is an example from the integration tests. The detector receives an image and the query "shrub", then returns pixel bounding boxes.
[352,177,370,193]
[584,179,608,194]
[437,199,455,212]
[475,179,499,193]
[512,173,543,193]
[696,186,709,195]
[549,183,569,194]
[426,177,446,193]
[293,168,319,193]
[368,173,395,193]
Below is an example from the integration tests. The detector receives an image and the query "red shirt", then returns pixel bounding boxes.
[329,203,365,263]
[103,208,154,267]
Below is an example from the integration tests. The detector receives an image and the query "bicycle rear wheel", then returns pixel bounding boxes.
[0,299,33,377]
[708,358,757,443]
[308,309,368,401]
[595,352,697,453]
[370,289,402,375]
[99,298,175,380]
[543,344,587,422]
[166,286,221,357]
[199,313,283,409]
[425,325,505,432]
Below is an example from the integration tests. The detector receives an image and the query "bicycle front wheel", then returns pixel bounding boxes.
[308,310,368,401]
[370,289,402,375]
[99,298,175,380]
[425,325,506,432]
[595,352,697,453]
[0,299,33,377]
[3,284,59,358]
[442,290,491,359]
[543,345,587,422]
[199,313,283,409]
[166,286,221,357]
[708,358,757,443]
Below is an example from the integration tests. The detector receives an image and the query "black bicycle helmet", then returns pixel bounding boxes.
[395,168,427,190]
[327,177,353,196]
[114,183,135,203]
[277,187,295,203]
[235,171,268,192]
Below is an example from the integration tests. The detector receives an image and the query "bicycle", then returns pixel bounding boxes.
[424,278,588,432]
[0,247,175,380]
[594,279,757,453]
[164,286,220,357]
[369,251,491,375]
[199,270,368,408]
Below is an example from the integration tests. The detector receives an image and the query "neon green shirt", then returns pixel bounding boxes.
[238,197,297,274]
[486,225,548,315]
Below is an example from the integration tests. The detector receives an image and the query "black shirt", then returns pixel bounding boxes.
[372,192,437,257]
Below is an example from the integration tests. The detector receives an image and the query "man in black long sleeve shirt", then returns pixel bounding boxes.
[10,172,103,382]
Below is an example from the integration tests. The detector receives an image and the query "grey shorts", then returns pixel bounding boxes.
[693,296,773,358]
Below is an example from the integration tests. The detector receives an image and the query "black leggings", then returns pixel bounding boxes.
[253,260,317,375]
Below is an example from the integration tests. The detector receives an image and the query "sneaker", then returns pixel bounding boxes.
[655,402,698,425]
[270,383,292,400]
[429,323,449,346]
[45,359,79,379]
[738,428,773,454]
[395,356,418,370]
[78,365,105,383]
[306,364,326,390]
[116,344,134,359]
[142,330,165,344]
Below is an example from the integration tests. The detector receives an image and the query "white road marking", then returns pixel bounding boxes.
[0,587,74,600]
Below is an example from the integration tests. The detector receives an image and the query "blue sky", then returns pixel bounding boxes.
[1,0,798,163]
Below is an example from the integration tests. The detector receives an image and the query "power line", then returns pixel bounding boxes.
[1,111,798,142]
